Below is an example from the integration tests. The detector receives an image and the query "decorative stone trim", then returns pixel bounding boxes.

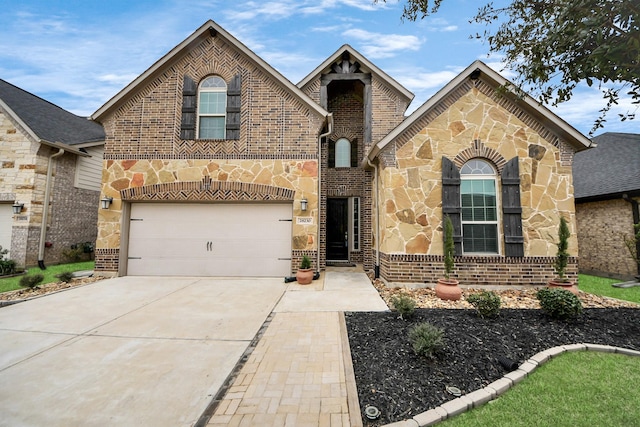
[395,344,640,427]
[121,178,295,202]
[453,139,507,173]
[104,153,319,160]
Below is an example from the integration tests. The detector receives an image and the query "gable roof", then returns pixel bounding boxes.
[573,132,640,201]
[0,79,104,154]
[297,44,414,104]
[367,60,593,162]
[92,20,329,122]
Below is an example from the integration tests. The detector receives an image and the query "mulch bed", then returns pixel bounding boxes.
[346,285,640,426]
[0,277,104,303]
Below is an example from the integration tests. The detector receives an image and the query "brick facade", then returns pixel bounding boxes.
[576,198,639,279]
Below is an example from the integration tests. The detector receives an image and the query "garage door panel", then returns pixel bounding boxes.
[127,203,293,277]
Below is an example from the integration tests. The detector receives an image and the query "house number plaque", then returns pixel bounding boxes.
[296,217,314,225]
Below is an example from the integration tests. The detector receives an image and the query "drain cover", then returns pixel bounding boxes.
[446,386,462,397]
[364,405,381,420]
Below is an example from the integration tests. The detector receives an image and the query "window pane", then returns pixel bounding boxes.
[199,92,226,114]
[199,117,225,139]
[201,76,226,88]
[463,224,498,253]
[335,139,351,168]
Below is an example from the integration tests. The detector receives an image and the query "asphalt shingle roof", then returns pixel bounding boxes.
[0,78,104,145]
[573,132,640,200]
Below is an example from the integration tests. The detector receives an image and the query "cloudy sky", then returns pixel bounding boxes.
[1,0,637,136]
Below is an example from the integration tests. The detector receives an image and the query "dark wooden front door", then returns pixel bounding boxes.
[327,198,348,260]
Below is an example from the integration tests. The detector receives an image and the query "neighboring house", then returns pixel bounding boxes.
[92,20,592,287]
[0,79,105,269]
[573,132,640,280]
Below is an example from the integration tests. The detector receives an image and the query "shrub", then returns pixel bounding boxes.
[55,271,74,283]
[408,322,445,358]
[390,294,416,319]
[19,274,44,289]
[0,245,17,276]
[467,291,501,318]
[300,255,312,269]
[537,287,583,320]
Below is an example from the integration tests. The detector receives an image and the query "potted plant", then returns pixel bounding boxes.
[296,255,314,285]
[435,215,462,300]
[548,215,578,295]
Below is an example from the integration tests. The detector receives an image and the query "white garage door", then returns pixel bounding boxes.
[127,203,292,277]
[0,204,12,258]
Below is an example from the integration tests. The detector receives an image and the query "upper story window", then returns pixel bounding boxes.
[335,138,351,167]
[460,159,499,254]
[197,76,226,139]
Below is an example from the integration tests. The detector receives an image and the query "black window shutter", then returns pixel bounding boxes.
[350,139,358,167]
[328,140,335,168]
[180,76,197,140]
[441,156,462,255]
[226,74,241,140]
[501,157,525,257]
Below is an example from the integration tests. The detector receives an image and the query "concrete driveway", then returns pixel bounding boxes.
[0,276,287,427]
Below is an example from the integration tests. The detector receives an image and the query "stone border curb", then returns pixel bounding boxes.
[381,343,640,427]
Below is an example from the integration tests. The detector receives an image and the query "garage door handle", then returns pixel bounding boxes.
[206,241,212,251]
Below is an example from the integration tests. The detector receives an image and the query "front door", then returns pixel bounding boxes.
[327,198,348,260]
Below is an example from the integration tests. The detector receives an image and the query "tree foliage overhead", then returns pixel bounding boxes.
[380,0,640,134]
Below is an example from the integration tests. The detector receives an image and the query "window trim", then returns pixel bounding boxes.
[460,160,501,255]
[196,75,227,140]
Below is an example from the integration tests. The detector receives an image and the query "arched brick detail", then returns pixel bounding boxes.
[121,177,295,202]
[329,126,359,142]
[454,139,507,173]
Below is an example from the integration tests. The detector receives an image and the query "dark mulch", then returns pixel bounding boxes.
[346,308,640,426]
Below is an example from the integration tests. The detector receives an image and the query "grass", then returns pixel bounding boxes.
[442,351,640,427]
[0,261,95,293]
[579,273,640,304]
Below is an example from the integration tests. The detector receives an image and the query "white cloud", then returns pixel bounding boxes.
[342,28,422,59]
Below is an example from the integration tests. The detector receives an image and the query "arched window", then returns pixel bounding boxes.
[335,138,351,167]
[460,159,499,254]
[197,76,226,139]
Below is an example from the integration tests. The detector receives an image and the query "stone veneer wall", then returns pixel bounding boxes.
[376,78,580,286]
[576,198,639,279]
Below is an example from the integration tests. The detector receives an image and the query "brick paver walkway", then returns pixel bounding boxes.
[207,311,356,426]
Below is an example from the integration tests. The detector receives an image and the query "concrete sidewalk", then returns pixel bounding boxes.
[204,270,388,426]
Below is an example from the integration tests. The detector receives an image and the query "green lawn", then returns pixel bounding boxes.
[578,273,640,304]
[0,261,95,293]
[442,351,640,427]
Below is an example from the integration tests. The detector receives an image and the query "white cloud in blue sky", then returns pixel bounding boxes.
[0,0,636,135]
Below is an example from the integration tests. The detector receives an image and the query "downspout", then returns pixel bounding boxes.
[38,148,65,269]
[367,158,380,278]
[622,193,640,277]
[317,113,333,273]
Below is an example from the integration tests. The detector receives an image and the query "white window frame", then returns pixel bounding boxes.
[197,76,227,139]
[460,159,501,255]
[349,197,360,252]
[335,138,351,168]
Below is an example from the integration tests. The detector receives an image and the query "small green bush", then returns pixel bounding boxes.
[390,294,416,319]
[467,291,501,318]
[408,322,445,358]
[0,245,17,276]
[537,287,583,320]
[300,255,312,269]
[55,271,74,283]
[19,274,44,289]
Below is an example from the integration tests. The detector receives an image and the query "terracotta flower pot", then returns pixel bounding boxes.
[548,280,579,295]
[435,278,462,301]
[296,268,314,285]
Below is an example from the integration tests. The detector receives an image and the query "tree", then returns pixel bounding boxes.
[379,0,640,134]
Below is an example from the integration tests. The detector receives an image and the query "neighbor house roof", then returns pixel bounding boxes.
[92,20,329,123]
[573,132,640,201]
[0,78,104,154]
[367,60,593,162]
[297,44,414,105]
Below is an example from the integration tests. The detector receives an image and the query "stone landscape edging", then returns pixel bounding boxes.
[381,343,640,427]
